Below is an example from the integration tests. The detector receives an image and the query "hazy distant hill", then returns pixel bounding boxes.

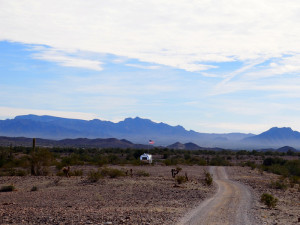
[242,127,300,149]
[0,115,254,147]
[167,142,224,151]
[0,136,148,149]
[1,115,300,150]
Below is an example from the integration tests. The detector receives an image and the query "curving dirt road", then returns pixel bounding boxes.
[178,166,255,225]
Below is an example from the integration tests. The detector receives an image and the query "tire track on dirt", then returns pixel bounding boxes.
[177,166,254,225]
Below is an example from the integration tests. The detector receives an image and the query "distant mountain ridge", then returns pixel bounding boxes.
[0,114,300,150]
[0,114,253,147]
[242,127,300,149]
[0,136,148,149]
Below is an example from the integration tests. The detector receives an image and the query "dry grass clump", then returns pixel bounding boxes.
[175,175,187,184]
[136,170,150,177]
[0,185,15,192]
[30,186,38,191]
[87,170,102,182]
[204,171,213,186]
[261,193,278,208]
[100,167,125,178]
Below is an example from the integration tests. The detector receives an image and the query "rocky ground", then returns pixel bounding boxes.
[228,166,300,225]
[0,165,215,225]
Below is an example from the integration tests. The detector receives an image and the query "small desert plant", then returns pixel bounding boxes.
[176,166,182,172]
[136,170,150,177]
[260,193,278,208]
[70,169,83,176]
[7,169,27,176]
[31,186,38,191]
[204,171,213,186]
[176,175,187,184]
[100,167,125,178]
[270,180,287,190]
[0,185,15,192]
[87,170,103,182]
[53,177,61,186]
[289,176,300,188]
[56,171,65,176]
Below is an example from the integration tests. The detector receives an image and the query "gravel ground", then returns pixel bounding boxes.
[228,166,300,225]
[178,166,259,225]
[0,165,215,225]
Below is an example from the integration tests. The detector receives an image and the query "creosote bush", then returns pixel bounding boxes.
[204,171,213,186]
[70,169,83,176]
[100,167,125,178]
[270,180,287,190]
[0,185,15,192]
[31,186,38,191]
[261,193,278,208]
[176,175,187,184]
[136,170,150,177]
[87,170,102,182]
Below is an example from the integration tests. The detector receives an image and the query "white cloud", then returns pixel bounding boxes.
[31,47,103,71]
[1,0,300,72]
[125,63,160,70]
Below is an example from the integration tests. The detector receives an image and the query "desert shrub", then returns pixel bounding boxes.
[2,168,27,176]
[56,171,65,176]
[267,164,289,177]
[57,154,84,169]
[87,170,103,182]
[288,176,300,188]
[204,171,213,186]
[0,185,15,192]
[210,156,230,166]
[285,160,300,177]
[244,161,256,170]
[260,193,278,208]
[100,167,125,178]
[136,170,150,177]
[176,175,187,184]
[30,148,54,176]
[176,166,182,172]
[163,159,177,166]
[31,186,38,191]
[188,157,207,165]
[70,169,83,176]
[263,157,286,166]
[270,180,287,190]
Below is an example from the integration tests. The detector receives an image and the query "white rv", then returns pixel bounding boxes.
[140,153,153,163]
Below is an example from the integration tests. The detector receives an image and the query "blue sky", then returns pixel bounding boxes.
[1,1,300,133]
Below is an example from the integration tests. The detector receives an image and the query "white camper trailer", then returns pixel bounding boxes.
[140,153,152,164]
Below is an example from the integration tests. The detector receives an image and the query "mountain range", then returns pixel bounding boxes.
[0,114,300,150]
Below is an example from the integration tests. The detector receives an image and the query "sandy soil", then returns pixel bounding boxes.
[228,166,300,225]
[177,166,258,225]
[0,165,215,225]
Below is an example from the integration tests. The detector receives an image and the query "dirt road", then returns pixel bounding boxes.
[178,166,255,225]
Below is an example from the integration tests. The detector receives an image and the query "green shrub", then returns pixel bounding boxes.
[56,171,65,176]
[260,193,278,208]
[136,170,150,177]
[209,156,230,166]
[0,185,15,192]
[70,169,83,176]
[204,171,213,186]
[245,161,256,170]
[289,176,300,187]
[100,167,125,178]
[87,170,103,182]
[176,175,187,184]
[31,186,38,191]
[270,180,287,190]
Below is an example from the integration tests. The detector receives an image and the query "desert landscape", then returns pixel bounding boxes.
[1,160,299,224]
